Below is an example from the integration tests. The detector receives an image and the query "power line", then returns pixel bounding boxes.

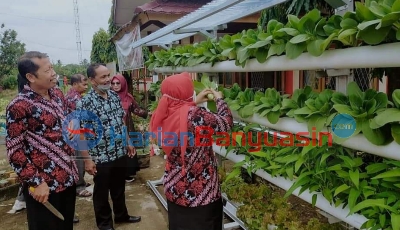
[19,37,91,52]
[0,12,104,27]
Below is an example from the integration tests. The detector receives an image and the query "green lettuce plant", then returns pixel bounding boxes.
[371,89,400,144]
[331,82,391,145]
[253,88,287,124]
[193,73,219,112]
[294,88,336,133]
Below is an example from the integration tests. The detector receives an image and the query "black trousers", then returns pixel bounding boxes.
[167,198,223,230]
[93,156,130,229]
[126,153,140,177]
[23,184,76,230]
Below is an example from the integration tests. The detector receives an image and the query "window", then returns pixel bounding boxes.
[224,73,233,87]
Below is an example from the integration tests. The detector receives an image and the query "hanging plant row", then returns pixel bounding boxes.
[221,81,400,147]
[222,123,400,230]
[145,0,400,71]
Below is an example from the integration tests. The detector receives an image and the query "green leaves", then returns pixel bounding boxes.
[146,1,400,71]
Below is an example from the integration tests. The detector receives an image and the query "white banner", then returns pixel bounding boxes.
[115,25,144,72]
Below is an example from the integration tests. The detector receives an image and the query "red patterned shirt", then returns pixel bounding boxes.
[6,85,78,193]
[65,87,82,114]
[164,98,233,207]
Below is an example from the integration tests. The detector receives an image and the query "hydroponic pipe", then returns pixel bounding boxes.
[155,42,400,73]
[231,111,400,161]
[213,145,369,229]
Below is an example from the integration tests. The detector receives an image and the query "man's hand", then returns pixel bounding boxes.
[195,89,212,105]
[127,146,136,158]
[84,160,97,175]
[29,182,50,203]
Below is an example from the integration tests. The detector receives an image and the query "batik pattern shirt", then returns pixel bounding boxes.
[164,98,233,207]
[65,88,82,114]
[76,89,126,164]
[6,85,78,193]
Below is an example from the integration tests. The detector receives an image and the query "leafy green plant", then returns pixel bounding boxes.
[253,88,287,124]
[148,81,161,98]
[372,89,400,144]
[280,86,318,122]
[294,88,336,133]
[221,175,346,230]
[146,0,400,71]
[222,83,242,105]
[221,122,400,230]
[226,88,256,118]
[332,82,391,145]
[193,73,219,112]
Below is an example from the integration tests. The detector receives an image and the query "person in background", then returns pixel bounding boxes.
[65,73,90,224]
[6,51,78,230]
[76,63,141,230]
[111,74,148,182]
[150,72,233,230]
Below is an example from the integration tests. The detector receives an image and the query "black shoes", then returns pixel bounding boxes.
[115,215,141,224]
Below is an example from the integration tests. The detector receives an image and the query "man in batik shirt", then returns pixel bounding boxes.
[6,51,78,230]
[76,63,140,230]
[65,73,89,224]
[65,74,91,196]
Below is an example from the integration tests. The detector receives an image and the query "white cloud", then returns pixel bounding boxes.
[0,0,112,64]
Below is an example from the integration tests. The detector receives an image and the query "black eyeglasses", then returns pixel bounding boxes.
[111,82,120,85]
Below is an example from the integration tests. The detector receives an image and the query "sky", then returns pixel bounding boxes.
[0,0,112,65]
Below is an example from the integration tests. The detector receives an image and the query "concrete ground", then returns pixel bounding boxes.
[0,155,169,230]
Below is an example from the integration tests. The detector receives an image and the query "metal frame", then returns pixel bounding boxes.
[129,0,289,49]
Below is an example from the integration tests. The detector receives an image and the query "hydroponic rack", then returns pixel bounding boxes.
[130,0,400,229]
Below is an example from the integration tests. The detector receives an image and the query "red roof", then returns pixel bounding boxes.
[135,0,212,14]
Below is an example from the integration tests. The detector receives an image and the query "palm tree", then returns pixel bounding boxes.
[259,0,334,28]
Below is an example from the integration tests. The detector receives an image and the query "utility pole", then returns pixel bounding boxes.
[73,0,83,64]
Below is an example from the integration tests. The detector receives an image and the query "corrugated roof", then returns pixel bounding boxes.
[135,0,212,14]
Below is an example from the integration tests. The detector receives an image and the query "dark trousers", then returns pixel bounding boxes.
[93,156,130,229]
[167,198,223,230]
[23,184,76,230]
[126,153,140,177]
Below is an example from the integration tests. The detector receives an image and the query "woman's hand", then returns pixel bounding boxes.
[211,89,223,100]
[195,89,212,104]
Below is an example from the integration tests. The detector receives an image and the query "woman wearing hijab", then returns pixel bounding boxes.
[150,72,233,230]
[111,74,148,182]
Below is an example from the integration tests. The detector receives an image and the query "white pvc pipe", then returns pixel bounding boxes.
[155,42,400,73]
[231,111,400,161]
[213,145,369,229]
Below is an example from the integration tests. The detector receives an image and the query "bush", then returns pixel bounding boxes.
[0,76,18,90]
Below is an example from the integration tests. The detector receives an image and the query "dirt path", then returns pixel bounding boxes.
[0,155,169,230]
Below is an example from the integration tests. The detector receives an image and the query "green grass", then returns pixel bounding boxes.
[0,89,18,120]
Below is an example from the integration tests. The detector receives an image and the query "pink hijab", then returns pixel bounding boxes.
[112,75,134,117]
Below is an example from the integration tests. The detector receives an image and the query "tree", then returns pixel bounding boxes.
[90,28,116,64]
[81,58,89,66]
[53,62,86,78]
[0,24,26,78]
[90,0,119,65]
[258,0,334,29]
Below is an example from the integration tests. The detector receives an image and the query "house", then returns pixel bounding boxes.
[111,0,391,97]
[111,0,261,91]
